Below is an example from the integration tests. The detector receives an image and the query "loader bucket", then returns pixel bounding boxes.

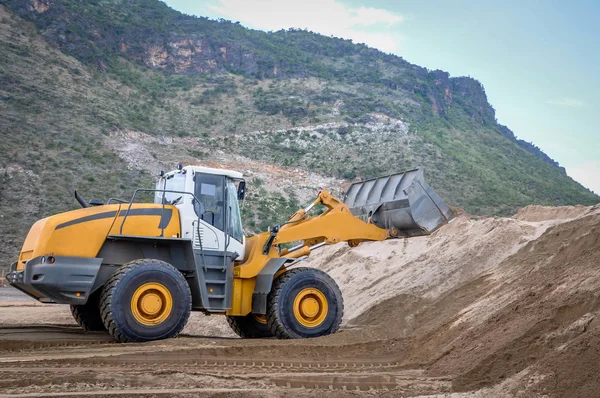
[343,168,453,237]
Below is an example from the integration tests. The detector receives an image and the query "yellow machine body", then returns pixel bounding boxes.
[9,164,452,342]
[16,204,180,271]
[6,166,454,342]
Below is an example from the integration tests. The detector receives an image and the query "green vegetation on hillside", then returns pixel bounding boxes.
[0,1,597,269]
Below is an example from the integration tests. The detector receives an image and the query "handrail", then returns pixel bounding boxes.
[118,188,203,237]
[107,198,128,204]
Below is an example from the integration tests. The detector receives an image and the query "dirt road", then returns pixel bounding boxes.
[1,204,599,397]
[0,305,451,397]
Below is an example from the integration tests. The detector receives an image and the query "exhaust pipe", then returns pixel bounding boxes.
[344,168,453,237]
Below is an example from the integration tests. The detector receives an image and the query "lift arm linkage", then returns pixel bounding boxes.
[274,190,392,258]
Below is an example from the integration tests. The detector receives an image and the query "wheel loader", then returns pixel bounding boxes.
[7,166,453,342]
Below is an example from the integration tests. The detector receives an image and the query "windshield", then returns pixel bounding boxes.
[226,179,243,243]
[154,173,186,204]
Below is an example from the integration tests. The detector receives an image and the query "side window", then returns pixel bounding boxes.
[226,179,243,243]
[194,173,225,231]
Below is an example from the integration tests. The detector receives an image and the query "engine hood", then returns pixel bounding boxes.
[15,204,180,270]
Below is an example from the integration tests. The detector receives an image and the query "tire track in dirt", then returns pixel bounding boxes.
[0,388,268,398]
[0,318,451,395]
[0,343,450,394]
[0,363,450,394]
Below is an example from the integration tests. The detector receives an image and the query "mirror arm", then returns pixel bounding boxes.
[74,190,89,208]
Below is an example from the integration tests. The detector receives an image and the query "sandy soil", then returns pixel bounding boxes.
[0,204,599,397]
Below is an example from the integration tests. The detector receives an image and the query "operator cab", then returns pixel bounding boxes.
[154,165,245,260]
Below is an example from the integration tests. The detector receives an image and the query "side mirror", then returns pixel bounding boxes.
[237,180,246,201]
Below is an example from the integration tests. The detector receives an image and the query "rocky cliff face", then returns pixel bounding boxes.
[5,0,278,76]
[0,1,559,168]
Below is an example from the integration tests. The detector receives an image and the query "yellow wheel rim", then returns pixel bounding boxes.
[293,288,328,328]
[253,314,268,325]
[131,282,173,326]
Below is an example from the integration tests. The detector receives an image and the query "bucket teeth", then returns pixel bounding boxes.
[344,168,453,237]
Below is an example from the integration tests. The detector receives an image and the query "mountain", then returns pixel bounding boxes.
[0,0,597,269]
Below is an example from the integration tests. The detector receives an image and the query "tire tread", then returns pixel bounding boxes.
[99,259,191,343]
[226,314,273,338]
[70,294,105,332]
[266,267,343,339]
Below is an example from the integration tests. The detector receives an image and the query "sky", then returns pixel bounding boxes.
[163,0,600,194]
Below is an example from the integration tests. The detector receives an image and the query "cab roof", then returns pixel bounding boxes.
[183,165,243,179]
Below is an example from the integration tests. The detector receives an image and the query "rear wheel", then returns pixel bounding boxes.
[70,293,106,332]
[267,267,343,339]
[99,259,191,343]
[226,313,273,338]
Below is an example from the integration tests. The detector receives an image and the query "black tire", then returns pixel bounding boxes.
[226,314,274,338]
[70,292,106,332]
[267,267,343,339]
[99,259,191,343]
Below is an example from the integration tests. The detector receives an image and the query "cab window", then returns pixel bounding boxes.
[154,172,186,204]
[193,173,225,232]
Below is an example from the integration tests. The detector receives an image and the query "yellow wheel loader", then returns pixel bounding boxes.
[7,166,453,342]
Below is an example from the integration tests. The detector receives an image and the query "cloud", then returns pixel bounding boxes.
[351,7,404,26]
[547,98,586,107]
[207,0,404,53]
[568,161,600,194]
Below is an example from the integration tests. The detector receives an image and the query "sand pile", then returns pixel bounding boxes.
[302,204,599,396]
[305,205,594,322]
[425,206,600,395]
[514,204,595,222]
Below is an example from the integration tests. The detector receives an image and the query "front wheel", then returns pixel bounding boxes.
[267,267,343,339]
[99,259,191,343]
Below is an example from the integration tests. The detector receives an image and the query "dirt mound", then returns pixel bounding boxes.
[305,209,579,323]
[436,211,600,394]
[514,204,596,222]
[306,205,600,396]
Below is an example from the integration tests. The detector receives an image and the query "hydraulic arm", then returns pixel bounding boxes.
[274,189,392,258]
[262,167,454,260]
